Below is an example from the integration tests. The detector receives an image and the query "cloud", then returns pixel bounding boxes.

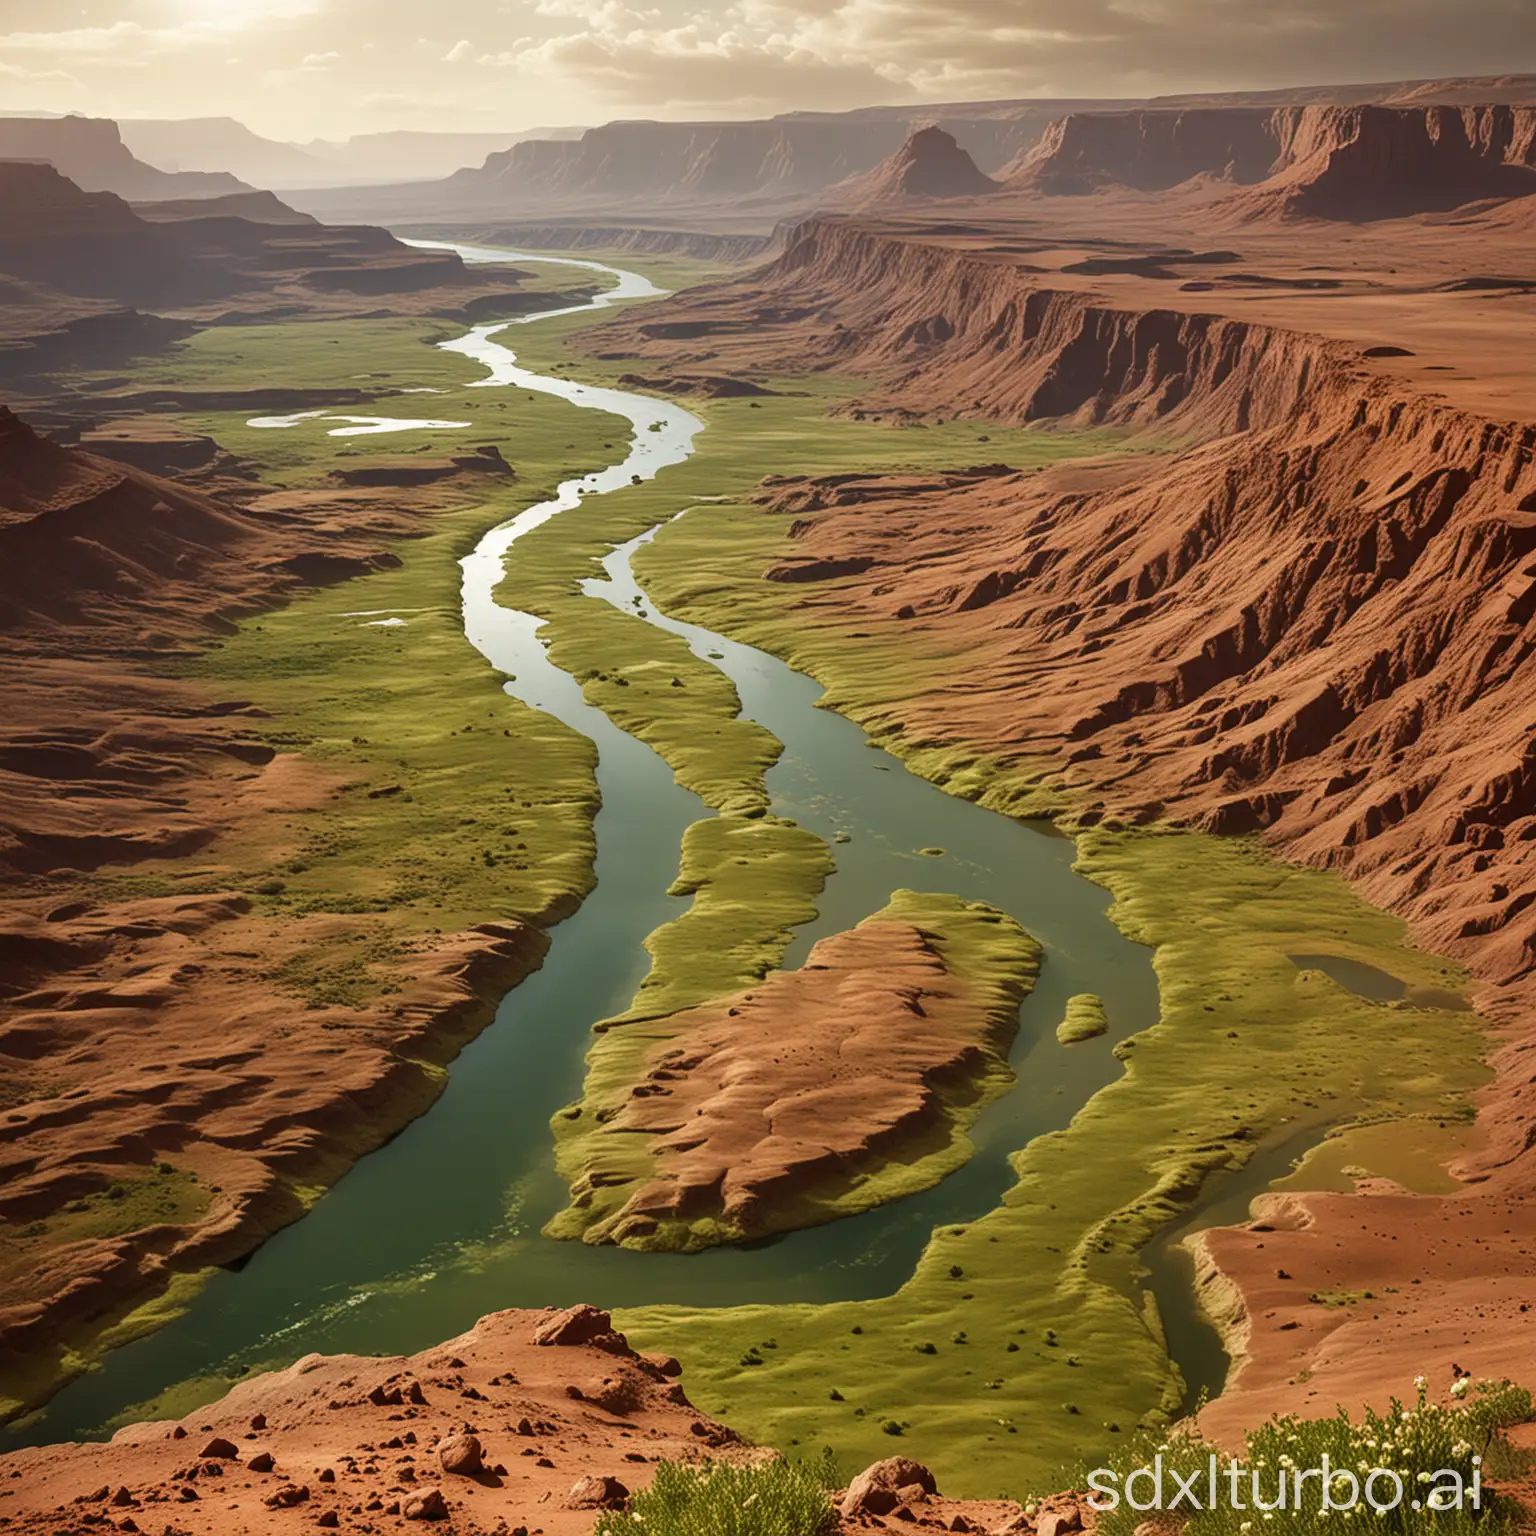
[301,50,341,69]
[443,38,474,63]
[492,13,915,113]
[0,58,79,86]
[471,0,1536,114]
[0,3,328,68]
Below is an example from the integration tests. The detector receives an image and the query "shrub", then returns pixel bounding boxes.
[1089,1377,1534,1536]
[595,1457,835,1536]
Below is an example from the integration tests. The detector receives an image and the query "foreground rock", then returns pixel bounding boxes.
[0,1307,744,1535]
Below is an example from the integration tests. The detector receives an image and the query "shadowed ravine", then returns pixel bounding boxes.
[10,246,1283,1448]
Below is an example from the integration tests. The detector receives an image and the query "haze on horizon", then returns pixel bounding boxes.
[1,0,1534,144]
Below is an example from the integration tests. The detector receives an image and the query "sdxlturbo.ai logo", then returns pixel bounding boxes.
[1085,1453,1483,1516]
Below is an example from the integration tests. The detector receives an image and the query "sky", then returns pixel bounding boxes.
[1,0,1533,143]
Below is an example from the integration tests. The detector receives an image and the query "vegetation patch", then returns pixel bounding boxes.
[1058,993,1110,1044]
[1088,1376,1533,1535]
[595,1454,837,1536]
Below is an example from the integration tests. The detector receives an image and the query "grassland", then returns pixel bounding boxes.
[79,314,633,992]
[613,826,1484,1497]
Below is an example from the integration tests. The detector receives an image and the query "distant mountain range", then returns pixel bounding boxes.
[117,120,586,189]
[0,117,248,201]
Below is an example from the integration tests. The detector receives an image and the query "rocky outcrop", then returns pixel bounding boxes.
[1247,104,1536,220]
[1005,103,1536,220]
[0,1308,739,1535]
[838,127,1000,207]
[132,189,319,226]
[1005,108,1283,193]
[613,216,1351,438]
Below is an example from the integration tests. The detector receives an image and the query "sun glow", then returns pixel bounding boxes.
[164,0,322,25]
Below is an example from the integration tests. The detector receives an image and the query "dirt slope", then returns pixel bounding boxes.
[0,1306,745,1535]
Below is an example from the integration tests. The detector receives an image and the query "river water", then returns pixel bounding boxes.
[11,246,1258,1446]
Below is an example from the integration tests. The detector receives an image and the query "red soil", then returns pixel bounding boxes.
[0,1307,747,1536]
[570,915,1019,1245]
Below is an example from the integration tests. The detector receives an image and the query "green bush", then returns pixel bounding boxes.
[596,1458,835,1536]
[1088,1378,1533,1536]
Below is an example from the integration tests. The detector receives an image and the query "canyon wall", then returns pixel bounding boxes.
[1007,104,1536,219]
[606,214,1536,1166]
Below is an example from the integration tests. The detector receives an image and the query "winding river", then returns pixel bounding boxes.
[12,247,1255,1445]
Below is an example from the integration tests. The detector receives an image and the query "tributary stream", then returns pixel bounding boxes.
[14,247,1306,1444]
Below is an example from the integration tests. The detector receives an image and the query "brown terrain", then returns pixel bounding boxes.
[586,98,1536,1423]
[8,70,1536,1512]
[0,1305,1036,1536]
[562,908,1030,1247]
[0,163,525,387]
[836,127,998,210]
[0,378,556,1410]
[287,74,1536,232]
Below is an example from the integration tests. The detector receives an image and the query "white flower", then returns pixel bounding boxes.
[1451,1377,1471,1399]
[1415,1374,1428,1391]
[1452,1441,1471,1458]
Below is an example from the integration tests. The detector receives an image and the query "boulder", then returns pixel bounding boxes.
[436,1433,484,1476]
[531,1304,619,1347]
[1038,1508,1083,1536]
[198,1438,238,1460]
[403,1488,449,1521]
[246,1452,275,1473]
[564,1474,630,1509]
[841,1458,939,1517]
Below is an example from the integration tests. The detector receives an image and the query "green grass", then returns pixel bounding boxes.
[549,889,1042,1251]
[65,313,633,487]
[1088,1377,1533,1534]
[614,828,1485,1496]
[595,1455,837,1536]
[1058,994,1110,1044]
[546,812,834,1247]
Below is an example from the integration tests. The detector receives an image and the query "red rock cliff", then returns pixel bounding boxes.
[1004,103,1536,219]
